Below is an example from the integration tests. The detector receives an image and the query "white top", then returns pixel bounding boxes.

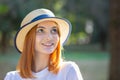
[4,61,83,80]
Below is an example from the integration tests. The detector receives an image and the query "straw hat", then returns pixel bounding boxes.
[15,8,72,53]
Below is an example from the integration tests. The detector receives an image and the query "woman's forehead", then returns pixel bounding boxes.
[37,20,59,29]
[38,20,58,25]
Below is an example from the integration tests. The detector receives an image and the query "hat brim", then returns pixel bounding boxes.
[15,17,72,53]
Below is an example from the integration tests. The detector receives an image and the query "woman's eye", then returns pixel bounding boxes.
[36,28,44,33]
[51,28,58,33]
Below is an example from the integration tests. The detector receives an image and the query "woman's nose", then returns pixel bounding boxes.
[46,33,53,40]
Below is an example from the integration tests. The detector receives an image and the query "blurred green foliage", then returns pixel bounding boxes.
[0,4,9,15]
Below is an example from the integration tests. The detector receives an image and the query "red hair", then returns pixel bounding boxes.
[16,24,61,78]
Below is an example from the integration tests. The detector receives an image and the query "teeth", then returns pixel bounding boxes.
[42,43,54,46]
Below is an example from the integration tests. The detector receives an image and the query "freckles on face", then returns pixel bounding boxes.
[35,21,60,54]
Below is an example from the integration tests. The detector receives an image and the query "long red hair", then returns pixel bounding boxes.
[16,23,61,78]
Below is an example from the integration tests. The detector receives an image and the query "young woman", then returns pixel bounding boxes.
[4,8,83,80]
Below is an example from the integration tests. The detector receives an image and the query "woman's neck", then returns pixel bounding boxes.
[33,53,50,72]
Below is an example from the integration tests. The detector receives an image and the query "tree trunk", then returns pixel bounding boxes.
[109,0,120,80]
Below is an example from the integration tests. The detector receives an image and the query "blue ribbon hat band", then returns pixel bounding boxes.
[31,14,52,22]
[22,14,52,28]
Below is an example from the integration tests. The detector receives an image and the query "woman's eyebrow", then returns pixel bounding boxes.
[52,26,58,28]
[37,26,46,29]
[37,25,58,29]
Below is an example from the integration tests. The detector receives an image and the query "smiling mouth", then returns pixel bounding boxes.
[42,43,54,47]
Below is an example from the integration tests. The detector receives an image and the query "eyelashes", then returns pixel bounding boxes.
[36,27,58,34]
[36,28,44,33]
[51,28,58,33]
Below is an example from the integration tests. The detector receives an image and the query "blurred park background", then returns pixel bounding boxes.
[0,0,120,80]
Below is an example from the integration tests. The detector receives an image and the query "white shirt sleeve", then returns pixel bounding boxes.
[4,71,21,80]
[4,72,13,80]
[66,62,83,80]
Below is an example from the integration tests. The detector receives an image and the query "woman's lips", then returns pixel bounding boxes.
[42,43,54,47]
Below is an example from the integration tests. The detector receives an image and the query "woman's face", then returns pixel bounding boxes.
[35,21,59,55]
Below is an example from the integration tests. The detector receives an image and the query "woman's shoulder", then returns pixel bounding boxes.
[61,61,79,69]
[59,61,79,73]
[6,71,18,75]
[60,61,83,80]
[4,71,21,80]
